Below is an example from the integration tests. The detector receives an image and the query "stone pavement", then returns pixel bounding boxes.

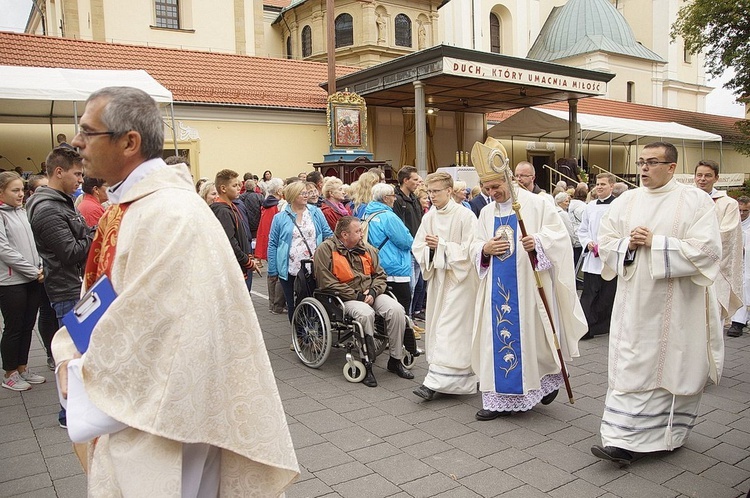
[1,275,749,497]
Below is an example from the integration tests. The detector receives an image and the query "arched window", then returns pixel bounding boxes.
[286,36,292,59]
[490,13,501,54]
[301,25,312,58]
[335,13,353,48]
[395,14,411,47]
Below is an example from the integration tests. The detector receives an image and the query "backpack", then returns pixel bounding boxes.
[361,210,388,250]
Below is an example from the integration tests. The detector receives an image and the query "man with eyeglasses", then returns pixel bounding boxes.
[693,160,744,337]
[411,172,479,401]
[591,142,723,466]
[468,138,587,421]
[515,161,554,205]
[729,196,750,337]
[50,87,298,494]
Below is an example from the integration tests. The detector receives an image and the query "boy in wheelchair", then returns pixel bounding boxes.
[313,216,415,387]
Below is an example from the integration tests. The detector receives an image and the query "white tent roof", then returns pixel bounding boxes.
[487,107,722,144]
[0,66,173,121]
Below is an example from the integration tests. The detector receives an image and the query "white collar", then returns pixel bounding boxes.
[107,158,167,204]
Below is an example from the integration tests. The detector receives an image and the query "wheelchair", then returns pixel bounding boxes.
[290,263,419,383]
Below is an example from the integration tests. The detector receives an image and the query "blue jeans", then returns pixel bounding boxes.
[51,299,77,427]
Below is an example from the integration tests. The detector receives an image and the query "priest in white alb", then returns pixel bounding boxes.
[591,142,723,466]
[469,138,587,421]
[411,172,479,401]
[729,196,750,337]
[694,160,744,325]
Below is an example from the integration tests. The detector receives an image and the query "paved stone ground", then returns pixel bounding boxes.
[1,274,749,497]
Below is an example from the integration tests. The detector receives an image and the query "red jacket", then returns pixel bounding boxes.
[255,203,279,260]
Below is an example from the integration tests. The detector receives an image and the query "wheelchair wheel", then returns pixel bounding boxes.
[401,350,415,370]
[343,360,367,383]
[292,297,332,368]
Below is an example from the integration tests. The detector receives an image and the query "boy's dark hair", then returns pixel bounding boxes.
[215,169,239,189]
[45,147,82,176]
[695,159,719,176]
[82,177,106,194]
[306,170,323,184]
[643,142,678,164]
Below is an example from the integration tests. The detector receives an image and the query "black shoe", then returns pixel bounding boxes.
[387,357,414,379]
[541,389,559,405]
[590,445,633,465]
[362,365,377,388]
[727,322,744,337]
[475,409,501,421]
[581,333,595,341]
[413,385,435,401]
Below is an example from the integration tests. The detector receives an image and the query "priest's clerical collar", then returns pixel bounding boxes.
[596,195,614,205]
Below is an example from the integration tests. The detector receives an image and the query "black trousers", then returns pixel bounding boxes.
[279,275,296,323]
[0,281,41,371]
[388,281,411,318]
[580,272,617,336]
[37,285,57,359]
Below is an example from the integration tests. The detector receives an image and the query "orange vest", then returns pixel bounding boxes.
[331,250,373,284]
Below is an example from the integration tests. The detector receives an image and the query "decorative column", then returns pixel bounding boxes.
[414,81,427,177]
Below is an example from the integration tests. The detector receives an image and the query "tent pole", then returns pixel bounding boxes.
[682,139,686,174]
[720,141,723,168]
[609,133,612,171]
[511,136,515,166]
[74,102,79,135]
[170,102,178,155]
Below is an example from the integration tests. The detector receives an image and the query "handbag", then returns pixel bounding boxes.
[291,216,317,306]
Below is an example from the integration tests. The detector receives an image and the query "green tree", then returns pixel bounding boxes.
[672,0,750,154]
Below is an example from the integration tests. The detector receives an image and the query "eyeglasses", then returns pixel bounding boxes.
[515,174,534,179]
[426,188,448,195]
[299,191,310,197]
[635,160,673,167]
[77,129,116,141]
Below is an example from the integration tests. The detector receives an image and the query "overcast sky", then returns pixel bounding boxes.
[0,0,744,118]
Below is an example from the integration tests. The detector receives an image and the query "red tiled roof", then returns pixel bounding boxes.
[0,32,358,110]
[488,98,748,143]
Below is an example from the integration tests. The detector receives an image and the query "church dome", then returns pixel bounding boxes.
[528,0,665,63]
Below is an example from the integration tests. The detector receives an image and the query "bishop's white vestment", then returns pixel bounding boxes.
[52,163,299,497]
[597,179,723,452]
[471,189,587,412]
[412,199,478,394]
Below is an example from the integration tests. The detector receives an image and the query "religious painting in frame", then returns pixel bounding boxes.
[327,91,368,150]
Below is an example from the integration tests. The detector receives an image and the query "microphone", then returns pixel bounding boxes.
[0,155,18,168]
[27,157,38,170]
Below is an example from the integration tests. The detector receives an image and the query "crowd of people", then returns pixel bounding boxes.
[0,86,748,493]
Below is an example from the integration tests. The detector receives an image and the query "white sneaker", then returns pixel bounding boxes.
[20,370,46,384]
[2,372,32,391]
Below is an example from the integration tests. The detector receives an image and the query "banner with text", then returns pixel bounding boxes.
[442,57,607,96]
[674,173,746,188]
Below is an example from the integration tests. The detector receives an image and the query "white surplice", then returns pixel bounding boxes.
[470,189,587,411]
[709,189,744,319]
[597,178,723,452]
[412,199,478,394]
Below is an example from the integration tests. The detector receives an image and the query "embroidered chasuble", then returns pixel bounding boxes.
[52,164,298,497]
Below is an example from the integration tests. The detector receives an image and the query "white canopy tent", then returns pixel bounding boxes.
[0,66,177,151]
[487,106,723,176]
[487,107,722,143]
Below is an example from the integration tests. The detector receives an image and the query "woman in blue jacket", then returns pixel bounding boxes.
[268,181,333,322]
[363,183,414,315]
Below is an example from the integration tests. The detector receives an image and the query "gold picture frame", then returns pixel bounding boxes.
[327,91,367,150]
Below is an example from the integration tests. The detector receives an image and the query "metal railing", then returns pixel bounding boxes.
[542,164,579,188]
[589,164,638,188]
